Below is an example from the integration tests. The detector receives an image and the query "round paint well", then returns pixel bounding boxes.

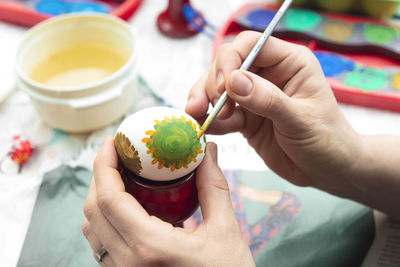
[393,72,400,90]
[36,0,109,15]
[322,21,354,42]
[314,52,355,77]
[36,0,67,15]
[245,9,276,30]
[345,66,388,91]
[284,9,322,32]
[364,24,397,44]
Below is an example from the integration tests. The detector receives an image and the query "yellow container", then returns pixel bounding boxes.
[359,0,400,19]
[315,0,354,13]
[16,14,138,133]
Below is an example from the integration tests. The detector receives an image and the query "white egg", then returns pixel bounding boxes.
[114,106,207,181]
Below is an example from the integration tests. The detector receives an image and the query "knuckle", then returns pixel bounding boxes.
[234,30,259,43]
[214,44,232,67]
[83,202,94,221]
[220,220,241,235]
[296,46,319,68]
[135,244,165,266]
[216,42,231,56]
[81,221,90,238]
[214,43,233,71]
[297,45,312,56]
[212,175,230,192]
[267,86,283,112]
[96,194,114,216]
[93,154,103,171]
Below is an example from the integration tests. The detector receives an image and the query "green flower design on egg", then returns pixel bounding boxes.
[142,115,205,171]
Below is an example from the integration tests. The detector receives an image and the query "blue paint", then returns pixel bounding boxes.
[314,52,355,77]
[36,0,67,15]
[69,2,109,12]
[36,0,109,16]
[245,9,276,30]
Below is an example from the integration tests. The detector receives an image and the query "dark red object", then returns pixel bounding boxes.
[8,135,33,165]
[120,167,199,226]
[157,0,197,38]
[0,0,143,27]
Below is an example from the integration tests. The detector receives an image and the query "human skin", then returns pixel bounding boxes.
[82,137,255,266]
[186,31,400,218]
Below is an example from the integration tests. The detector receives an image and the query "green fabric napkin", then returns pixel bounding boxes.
[17,165,97,267]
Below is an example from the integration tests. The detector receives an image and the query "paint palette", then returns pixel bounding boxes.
[0,0,142,27]
[237,7,400,61]
[213,3,400,112]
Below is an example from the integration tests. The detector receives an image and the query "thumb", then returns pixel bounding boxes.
[226,70,295,122]
[196,143,237,226]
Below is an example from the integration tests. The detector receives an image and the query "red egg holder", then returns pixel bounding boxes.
[0,0,142,27]
[213,3,400,112]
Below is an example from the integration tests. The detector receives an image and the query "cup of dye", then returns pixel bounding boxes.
[16,13,138,133]
[120,168,199,226]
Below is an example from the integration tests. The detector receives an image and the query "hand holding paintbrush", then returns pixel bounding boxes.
[197,0,293,139]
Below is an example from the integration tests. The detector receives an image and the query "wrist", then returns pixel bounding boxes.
[310,123,364,199]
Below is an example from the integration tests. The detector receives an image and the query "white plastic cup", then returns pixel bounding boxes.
[16,13,138,133]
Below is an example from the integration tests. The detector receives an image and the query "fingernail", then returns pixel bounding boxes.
[230,71,253,96]
[187,95,195,106]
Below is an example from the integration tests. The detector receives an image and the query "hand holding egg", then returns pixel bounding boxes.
[113,107,206,225]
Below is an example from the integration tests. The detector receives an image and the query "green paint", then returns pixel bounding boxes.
[284,9,322,32]
[364,24,397,44]
[345,66,388,91]
[146,118,203,169]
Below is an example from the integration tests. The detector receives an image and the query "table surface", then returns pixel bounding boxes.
[1,1,400,267]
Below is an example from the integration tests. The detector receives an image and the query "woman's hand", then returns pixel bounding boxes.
[186,32,361,195]
[82,136,254,266]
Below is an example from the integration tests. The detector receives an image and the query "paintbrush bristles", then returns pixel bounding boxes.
[197,129,205,139]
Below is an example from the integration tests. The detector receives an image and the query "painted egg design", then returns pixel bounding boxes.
[114,106,206,181]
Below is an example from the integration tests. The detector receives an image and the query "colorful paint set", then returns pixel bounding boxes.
[237,7,400,61]
[214,3,400,112]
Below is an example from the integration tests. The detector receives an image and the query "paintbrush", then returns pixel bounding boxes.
[197,0,293,139]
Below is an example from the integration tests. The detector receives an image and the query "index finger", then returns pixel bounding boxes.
[215,31,320,90]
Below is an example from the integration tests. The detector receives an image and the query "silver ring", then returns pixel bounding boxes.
[95,245,108,263]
